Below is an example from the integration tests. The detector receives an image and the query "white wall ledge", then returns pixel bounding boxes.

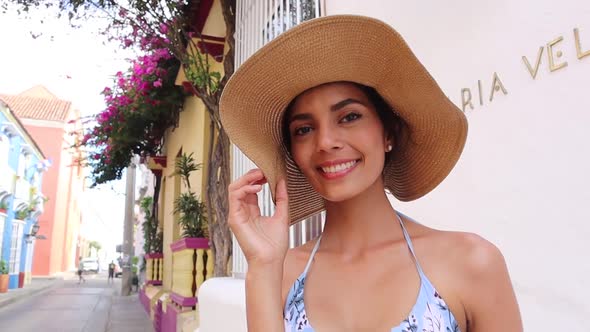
[198,277,247,332]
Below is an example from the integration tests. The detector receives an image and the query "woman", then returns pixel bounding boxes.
[220,15,522,331]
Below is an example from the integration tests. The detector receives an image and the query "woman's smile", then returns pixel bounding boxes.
[317,158,361,180]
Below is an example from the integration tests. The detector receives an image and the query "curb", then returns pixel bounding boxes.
[0,278,63,310]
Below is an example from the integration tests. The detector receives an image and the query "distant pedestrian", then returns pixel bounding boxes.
[77,266,85,284]
[108,261,115,283]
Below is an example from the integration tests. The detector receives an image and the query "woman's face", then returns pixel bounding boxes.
[286,82,390,202]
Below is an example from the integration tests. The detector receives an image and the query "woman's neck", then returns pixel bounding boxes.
[320,179,403,257]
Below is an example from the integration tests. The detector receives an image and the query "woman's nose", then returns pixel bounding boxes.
[315,126,343,152]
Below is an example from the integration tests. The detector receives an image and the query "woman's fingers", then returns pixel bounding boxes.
[228,169,265,192]
[229,184,263,222]
[229,184,263,205]
[273,178,289,224]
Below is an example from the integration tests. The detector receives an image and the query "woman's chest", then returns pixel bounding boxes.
[302,259,423,331]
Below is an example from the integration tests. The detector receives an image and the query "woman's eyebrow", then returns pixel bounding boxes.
[330,98,366,112]
[288,112,312,124]
[288,98,366,125]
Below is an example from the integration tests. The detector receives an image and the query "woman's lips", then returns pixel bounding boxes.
[317,159,360,179]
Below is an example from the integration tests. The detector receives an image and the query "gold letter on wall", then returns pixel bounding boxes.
[547,36,568,72]
[461,88,474,112]
[574,28,590,60]
[522,46,544,79]
[489,72,508,102]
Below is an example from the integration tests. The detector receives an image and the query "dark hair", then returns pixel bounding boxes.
[281,82,406,164]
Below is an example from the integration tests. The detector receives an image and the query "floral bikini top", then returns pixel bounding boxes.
[283,214,461,332]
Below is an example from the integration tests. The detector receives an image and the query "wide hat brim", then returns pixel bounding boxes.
[220,15,468,225]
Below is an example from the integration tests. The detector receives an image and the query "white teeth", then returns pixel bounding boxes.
[321,160,357,173]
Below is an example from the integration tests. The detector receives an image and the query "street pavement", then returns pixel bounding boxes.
[0,271,153,332]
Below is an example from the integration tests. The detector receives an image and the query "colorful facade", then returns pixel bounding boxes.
[1,86,85,276]
[0,99,47,290]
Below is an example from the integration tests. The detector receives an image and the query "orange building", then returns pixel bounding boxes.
[1,86,85,276]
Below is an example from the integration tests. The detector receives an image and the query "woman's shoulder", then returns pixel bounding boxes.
[416,226,510,304]
[420,228,507,277]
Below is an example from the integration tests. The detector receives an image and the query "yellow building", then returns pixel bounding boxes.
[139,1,227,330]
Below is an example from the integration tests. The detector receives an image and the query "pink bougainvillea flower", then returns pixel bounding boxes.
[159,23,168,34]
[153,79,163,88]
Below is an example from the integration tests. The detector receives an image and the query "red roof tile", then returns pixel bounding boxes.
[0,86,72,122]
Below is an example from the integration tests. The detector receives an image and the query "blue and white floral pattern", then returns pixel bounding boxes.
[284,275,313,332]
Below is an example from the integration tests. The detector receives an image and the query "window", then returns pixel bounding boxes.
[17,152,27,178]
[0,136,9,186]
[262,0,321,42]
[0,216,5,259]
[0,135,8,162]
[9,221,24,274]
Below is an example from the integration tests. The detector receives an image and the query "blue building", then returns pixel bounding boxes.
[0,99,48,290]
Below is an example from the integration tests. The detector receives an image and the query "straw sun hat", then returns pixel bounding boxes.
[220,15,467,224]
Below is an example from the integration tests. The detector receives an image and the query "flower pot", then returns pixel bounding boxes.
[144,253,163,286]
[0,274,9,293]
[0,208,6,214]
[169,237,212,307]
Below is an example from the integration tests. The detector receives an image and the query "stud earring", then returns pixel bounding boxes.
[386,144,393,152]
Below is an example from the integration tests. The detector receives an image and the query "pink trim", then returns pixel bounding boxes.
[170,238,209,252]
[145,253,163,259]
[146,280,162,286]
[201,34,225,42]
[170,291,197,307]
[139,289,150,314]
[191,0,214,33]
[154,300,163,332]
[162,302,179,332]
[152,156,167,168]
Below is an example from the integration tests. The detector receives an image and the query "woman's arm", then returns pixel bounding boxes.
[246,263,285,331]
[227,170,290,332]
[461,234,523,331]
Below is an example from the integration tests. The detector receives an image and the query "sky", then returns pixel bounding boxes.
[0,7,132,256]
[0,8,131,115]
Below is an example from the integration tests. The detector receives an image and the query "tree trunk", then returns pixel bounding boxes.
[206,127,232,276]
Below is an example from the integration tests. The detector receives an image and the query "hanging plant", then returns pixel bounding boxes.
[74,49,186,186]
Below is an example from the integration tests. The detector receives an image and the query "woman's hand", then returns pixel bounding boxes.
[228,169,290,267]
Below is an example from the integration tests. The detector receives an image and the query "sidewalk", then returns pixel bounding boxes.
[0,275,64,309]
[106,293,154,332]
[0,272,154,332]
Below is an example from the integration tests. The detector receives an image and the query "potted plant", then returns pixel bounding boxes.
[141,196,164,286]
[16,209,29,220]
[0,260,9,293]
[169,152,211,308]
[172,153,207,240]
[0,200,7,214]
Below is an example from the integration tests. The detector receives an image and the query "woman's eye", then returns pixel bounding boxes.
[293,126,312,136]
[341,112,361,123]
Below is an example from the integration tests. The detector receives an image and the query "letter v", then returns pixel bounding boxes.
[522,46,544,79]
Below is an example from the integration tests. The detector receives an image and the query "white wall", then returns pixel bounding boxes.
[325,1,590,331]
